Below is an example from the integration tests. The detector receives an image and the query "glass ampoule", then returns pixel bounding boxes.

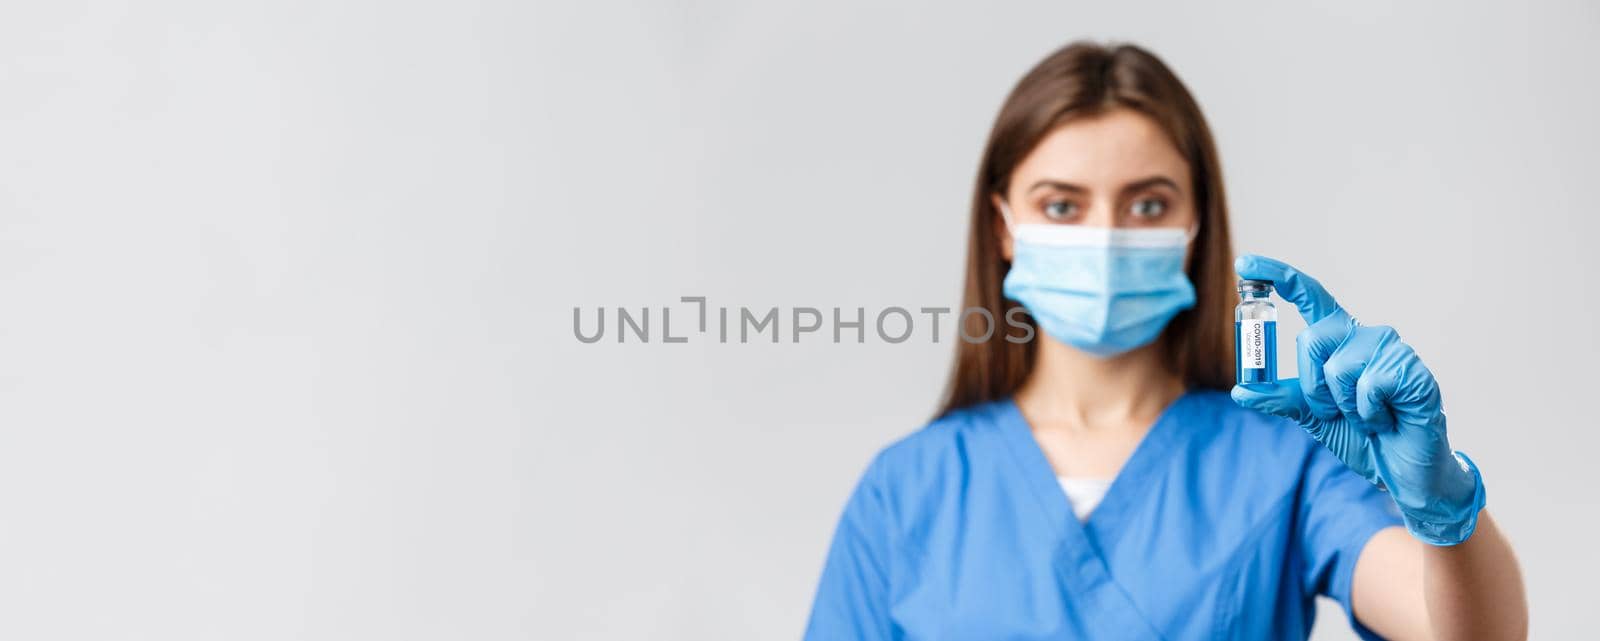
[1235,279,1278,386]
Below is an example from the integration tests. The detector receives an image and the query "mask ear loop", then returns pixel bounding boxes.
[996,199,1017,238]
[1183,221,1200,244]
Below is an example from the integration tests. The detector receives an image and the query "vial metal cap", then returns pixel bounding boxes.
[1238,279,1273,293]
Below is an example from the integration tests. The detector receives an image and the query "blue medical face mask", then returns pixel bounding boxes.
[999,202,1197,357]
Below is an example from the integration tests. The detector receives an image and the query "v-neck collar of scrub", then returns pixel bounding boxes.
[995,389,1197,547]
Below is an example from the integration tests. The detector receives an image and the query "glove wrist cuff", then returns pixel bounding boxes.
[1400,451,1487,547]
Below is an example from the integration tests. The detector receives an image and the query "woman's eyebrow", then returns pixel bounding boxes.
[1120,176,1182,197]
[1025,176,1181,196]
[1025,179,1088,194]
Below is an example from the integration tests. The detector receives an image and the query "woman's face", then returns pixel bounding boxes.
[993,107,1197,260]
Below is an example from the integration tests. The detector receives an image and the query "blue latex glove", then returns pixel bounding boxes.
[1230,255,1486,546]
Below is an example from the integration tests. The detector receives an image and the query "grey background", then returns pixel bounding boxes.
[0,1,1594,639]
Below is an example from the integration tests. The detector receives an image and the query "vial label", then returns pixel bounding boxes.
[1240,319,1267,370]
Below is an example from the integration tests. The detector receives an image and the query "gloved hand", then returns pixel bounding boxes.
[1230,254,1486,546]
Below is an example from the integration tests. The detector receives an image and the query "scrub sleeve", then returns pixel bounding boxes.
[803,452,896,641]
[1297,442,1406,641]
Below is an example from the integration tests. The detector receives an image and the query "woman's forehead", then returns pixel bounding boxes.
[1013,109,1191,190]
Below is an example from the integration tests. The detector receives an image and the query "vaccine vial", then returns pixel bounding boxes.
[1235,279,1278,386]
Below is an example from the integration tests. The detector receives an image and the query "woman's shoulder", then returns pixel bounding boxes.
[858,390,1323,487]
[1181,387,1323,460]
[870,391,1315,459]
[896,399,1005,445]
[858,400,1010,487]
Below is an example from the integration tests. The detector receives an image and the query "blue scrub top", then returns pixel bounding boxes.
[803,389,1402,641]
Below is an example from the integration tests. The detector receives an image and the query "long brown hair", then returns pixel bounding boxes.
[937,42,1235,416]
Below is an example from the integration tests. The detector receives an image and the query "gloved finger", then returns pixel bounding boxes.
[1234,379,1369,479]
[1296,310,1356,420]
[1365,337,1443,425]
[1234,254,1345,325]
[1323,324,1400,432]
[1231,378,1312,424]
[1354,363,1399,428]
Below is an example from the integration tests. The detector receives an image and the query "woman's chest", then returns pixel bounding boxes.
[884,483,1308,641]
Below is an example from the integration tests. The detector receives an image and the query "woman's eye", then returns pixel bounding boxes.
[1130,197,1168,219]
[1043,201,1080,221]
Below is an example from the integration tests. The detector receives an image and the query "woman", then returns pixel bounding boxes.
[803,42,1527,640]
